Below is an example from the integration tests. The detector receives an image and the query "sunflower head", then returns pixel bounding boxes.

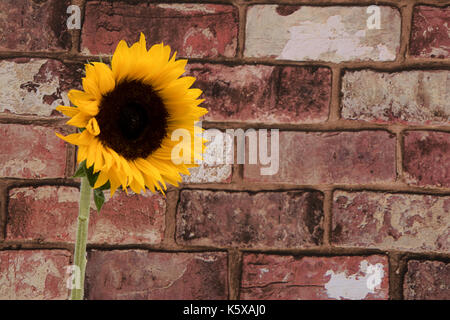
[56,33,207,196]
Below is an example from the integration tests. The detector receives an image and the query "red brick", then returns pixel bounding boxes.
[187,64,331,124]
[0,250,70,300]
[332,191,450,252]
[241,254,389,300]
[403,131,450,188]
[0,58,82,116]
[404,260,450,300]
[244,131,396,185]
[81,2,238,58]
[0,124,67,178]
[7,186,165,245]
[0,0,71,51]
[176,190,324,248]
[410,6,450,59]
[85,250,228,300]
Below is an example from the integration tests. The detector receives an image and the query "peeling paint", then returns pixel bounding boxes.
[342,70,450,124]
[156,4,217,14]
[324,261,384,300]
[333,191,450,252]
[0,250,70,299]
[280,15,374,62]
[245,6,400,62]
[183,131,233,183]
[0,59,70,116]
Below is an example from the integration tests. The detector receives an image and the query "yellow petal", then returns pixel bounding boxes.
[91,62,115,95]
[66,112,92,128]
[55,131,92,146]
[86,139,98,168]
[68,90,99,115]
[86,117,100,136]
[102,147,113,171]
[77,145,88,163]
[108,167,122,197]
[56,105,79,117]
[94,170,109,189]
[93,143,105,173]
[111,40,131,84]
[82,78,101,100]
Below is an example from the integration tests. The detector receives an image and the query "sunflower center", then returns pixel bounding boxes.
[96,80,169,160]
[118,102,148,140]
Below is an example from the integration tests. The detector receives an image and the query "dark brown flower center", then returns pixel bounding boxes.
[96,80,169,160]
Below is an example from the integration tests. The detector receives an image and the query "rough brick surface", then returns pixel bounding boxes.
[241,254,389,300]
[0,124,66,179]
[0,250,70,300]
[85,250,228,300]
[182,130,232,184]
[176,190,324,248]
[7,186,166,245]
[410,6,450,59]
[187,64,331,124]
[332,191,450,252]
[244,131,396,185]
[0,59,82,116]
[245,5,400,62]
[0,0,71,52]
[404,260,450,300]
[341,70,450,125]
[403,131,450,188]
[81,2,238,58]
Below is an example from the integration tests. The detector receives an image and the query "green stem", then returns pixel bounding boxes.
[70,176,91,300]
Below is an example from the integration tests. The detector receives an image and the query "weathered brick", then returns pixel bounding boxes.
[404,260,450,300]
[81,2,238,58]
[7,186,165,245]
[342,70,450,125]
[0,0,71,51]
[176,190,324,248]
[182,130,233,184]
[244,131,396,185]
[0,124,66,179]
[85,250,228,299]
[241,254,389,300]
[403,131,450,188]
[332,191,450,252]
[187,64,331,124]
[0,250,70,300]
[245,5,400,62]
[410,6,450,59]
[0,59,82,116]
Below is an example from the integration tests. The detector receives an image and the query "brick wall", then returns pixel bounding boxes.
[0,0,449,300]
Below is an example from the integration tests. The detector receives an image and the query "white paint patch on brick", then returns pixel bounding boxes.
[245,5,400,62]
[183,131,233,183]
[57,186,78,203]
[156,4,217,14]
[324,260,385,300]
[0,59,70,116]
[0,251,70,300]
[194,254,219,263]
[342,70,450,124]
[1,159,47,177]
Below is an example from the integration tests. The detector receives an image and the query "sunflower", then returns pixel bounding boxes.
[56,33,207,196]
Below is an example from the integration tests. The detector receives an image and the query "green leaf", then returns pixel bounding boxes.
[97,180,111,191]
[93,189,105,212]
[73,160,86,178]
[85,163,99,188]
